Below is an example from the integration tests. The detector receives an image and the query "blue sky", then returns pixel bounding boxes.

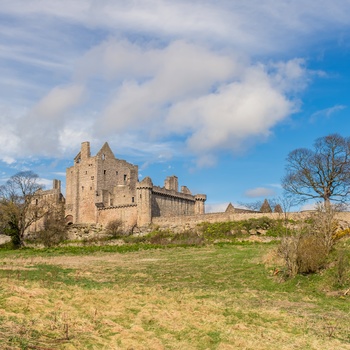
[1,1,350,212]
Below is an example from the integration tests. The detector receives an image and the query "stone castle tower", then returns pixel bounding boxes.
[65,142,206,228]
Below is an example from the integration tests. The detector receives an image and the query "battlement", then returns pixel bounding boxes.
[65,142,206,228]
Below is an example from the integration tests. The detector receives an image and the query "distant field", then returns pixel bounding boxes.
[0,242,349,349]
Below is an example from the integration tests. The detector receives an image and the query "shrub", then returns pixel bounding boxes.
[278,234,300,278]
[296,234,327,274]
[105,219,126,238]
[35,212,68,247]
[36,228,68,247]
[336,249,349,286]
[278,204,345,278]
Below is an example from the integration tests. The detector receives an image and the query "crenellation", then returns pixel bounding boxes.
[64,142,206,228]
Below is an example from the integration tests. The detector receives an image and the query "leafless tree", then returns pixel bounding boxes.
[282,134,350,207]
[0,171,46,247]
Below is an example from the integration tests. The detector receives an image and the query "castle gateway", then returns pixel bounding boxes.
[65,142,206,229]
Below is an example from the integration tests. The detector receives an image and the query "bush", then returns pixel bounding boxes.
[296,234,327,274]
[278,234,300,278]
[35,211,68,247]
[105,219,126,238]
[336,249,350,286]
[278,204,344,278]
[36,227,68,247]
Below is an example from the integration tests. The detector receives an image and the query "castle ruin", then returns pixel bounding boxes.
[65,142,206,229]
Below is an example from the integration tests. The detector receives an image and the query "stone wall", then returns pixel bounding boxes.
[151,187,196,218]
[97,204,138,231]
[65,142,205,227]
[152,211,350,233]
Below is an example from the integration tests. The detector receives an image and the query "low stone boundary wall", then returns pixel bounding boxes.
[67,223,106,240]
[152,211,350,233]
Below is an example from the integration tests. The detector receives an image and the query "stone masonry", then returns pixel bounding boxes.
[65,141,207,229]
[28,141,350,237]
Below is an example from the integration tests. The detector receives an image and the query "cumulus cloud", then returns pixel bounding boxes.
[0,37,307,164]
[0,0,349,163]
[72,39,304,164]
[244,187,276,198]
[166,62,297,158]
[86,40,237,134]
[18,84,85,155]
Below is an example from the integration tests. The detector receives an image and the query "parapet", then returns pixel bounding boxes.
[181,186,192,195]
[137,177,153,189]
[164,176,178,192]
[195,194,207,202]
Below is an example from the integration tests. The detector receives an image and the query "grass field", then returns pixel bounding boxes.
[0,241,349,349]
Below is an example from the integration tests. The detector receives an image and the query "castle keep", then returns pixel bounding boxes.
[65,142,206,229]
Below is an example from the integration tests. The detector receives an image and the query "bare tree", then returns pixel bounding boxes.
[0,171,46,247]
[282,134,350,207]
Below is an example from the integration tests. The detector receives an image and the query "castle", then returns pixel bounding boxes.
[64,141,207,230]
[35,141,278,236]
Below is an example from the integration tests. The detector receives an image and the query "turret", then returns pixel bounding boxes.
[194,194,206,214]
[136,177,153,227]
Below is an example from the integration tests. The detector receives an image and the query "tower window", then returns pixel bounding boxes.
[104,170,106,175]
[132,197,134,203]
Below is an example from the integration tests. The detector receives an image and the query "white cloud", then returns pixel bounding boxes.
[310,105,347,122]
[32,84,85,120]
[299,202,317,211]
[38,178,54,189]
[244,187,276,198]
[2,1,350,55]
[1,156,16,165]
[92,40,237,134]
[0,37,307,165]
[75,40,304,165]
[205,202,230,213]
[166,59,299,160]
[0,1,349,164]
[18,84,85,155]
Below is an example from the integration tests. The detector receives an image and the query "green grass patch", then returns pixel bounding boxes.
[0,240,349,349]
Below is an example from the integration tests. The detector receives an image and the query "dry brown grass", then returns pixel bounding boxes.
[0,246,349,349]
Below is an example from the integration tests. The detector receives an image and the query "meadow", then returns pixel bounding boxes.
[0,239,349,350]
